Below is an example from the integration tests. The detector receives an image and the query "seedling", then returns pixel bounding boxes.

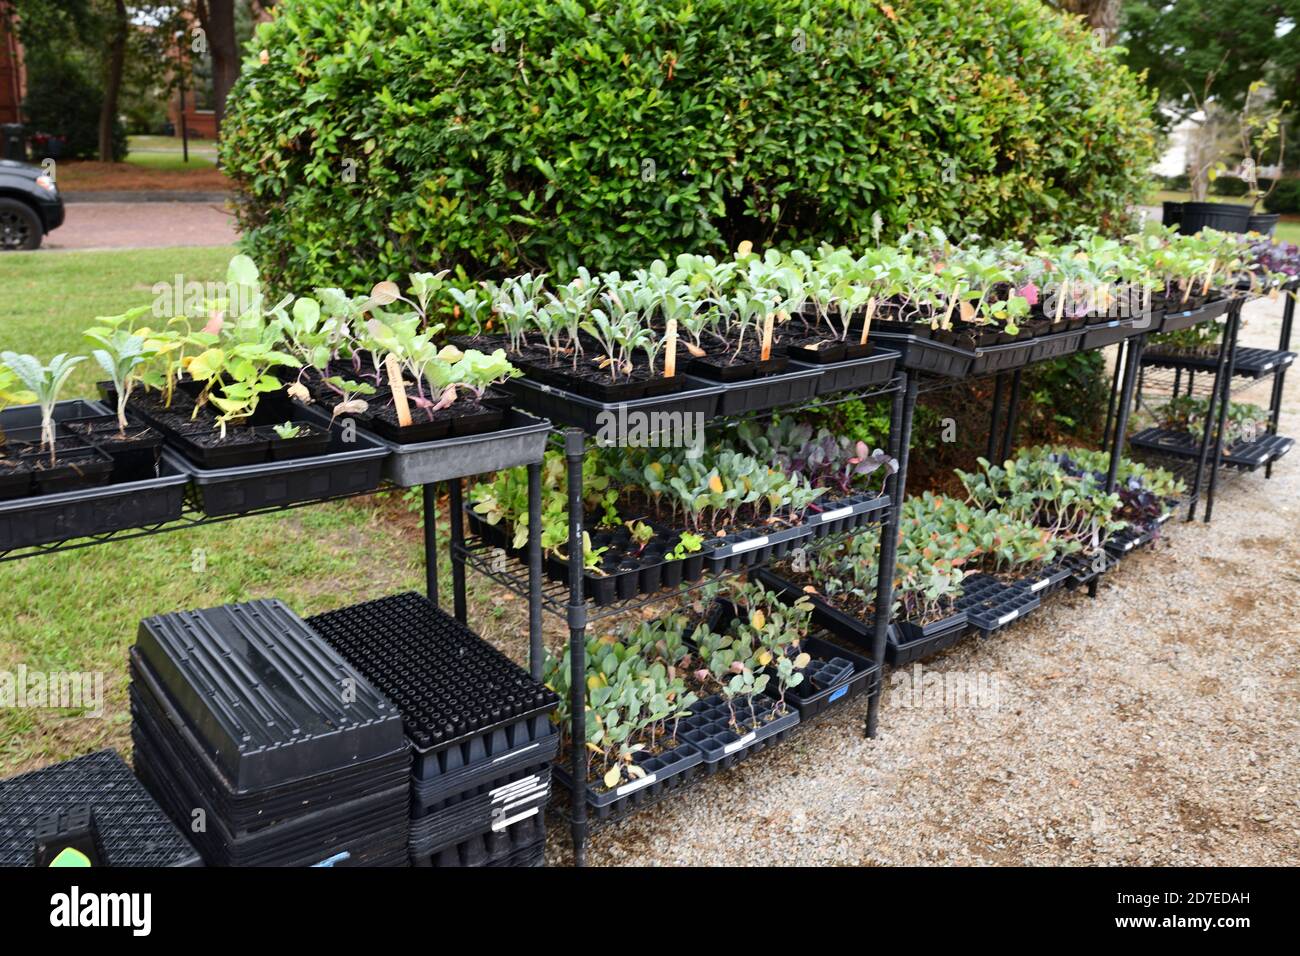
[0,352,85,464]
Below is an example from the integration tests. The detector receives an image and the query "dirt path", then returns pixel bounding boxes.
[545,293,1300,866]
[43,201,238,251]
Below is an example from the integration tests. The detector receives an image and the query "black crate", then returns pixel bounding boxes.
[135,599,406,791]
[306,593,560,791]
[0,750,201,867]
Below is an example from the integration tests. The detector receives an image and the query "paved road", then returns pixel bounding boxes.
[42,201,238,251]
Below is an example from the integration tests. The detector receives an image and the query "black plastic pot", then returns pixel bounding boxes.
[257,422,331,461]
[1178,201,1251,235]
[1248,213,1280,236]
[1162,201,1182,228]
[674,693,801,774]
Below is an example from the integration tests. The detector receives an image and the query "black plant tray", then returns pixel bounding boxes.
[969,338,1039,375]
[1142,345,1295,378]
[1029,329,1086,363]
[305,592,560,790]
[306,405,551,487]
[752,567,967,666]
[0,401,188,553]
[410,810,545,867]
[553,740,704,821]
[1155,295,1230,333]
[674,693,800,774]
[703,598,879,720]
[869,330,975,378]
[502,375,723,433]
[1012,560,1074,598]
[803,490,891,539]
[685,352,790,383]
[0,749,202,867]
[1081,318,1145,351]
[135,599,406,792]
[792,346,900,396]
[706,491,889,573]
[409,767,551,855]
[956,573,1041,636]
[1060,550,1117,588]
[1129,427,1295,470]
[712,363,825,416]
[162,416,386,517]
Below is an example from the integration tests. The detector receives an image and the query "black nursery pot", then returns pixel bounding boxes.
[64,416,164,482]
[450,405,505,437]
[257,423,331,461]
[661,557,684,588]
[369,412,451,443]
[21,441,115,496]
[0,459,33,500]
[785,341,848,364]
[170,426,271,469]
[615,560,641,600]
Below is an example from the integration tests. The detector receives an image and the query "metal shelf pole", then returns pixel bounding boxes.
[999,368,1023,461]
[1186,311,1235,521]
[448,479,468,623]
[866,373,915,738]
[1266,289,1296,479]
[527,461,544,681]
[423,483,439,606]
[1105,334,1145,495]
[1204,304,1243,522]
[563,428,589,867]
[986,373,1006,461]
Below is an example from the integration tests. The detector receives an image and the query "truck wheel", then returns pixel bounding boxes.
[0,198,42,250]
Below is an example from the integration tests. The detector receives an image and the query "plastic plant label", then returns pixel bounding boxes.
[724,731,757,754]
[728,535,770,556]
[828,685,849,703]
[816,506,854,524]
[493,741,540,764]
[996,611,1019,626]
[491,805,540,832]
[615,772,659,796]
[1030,578,1050,592]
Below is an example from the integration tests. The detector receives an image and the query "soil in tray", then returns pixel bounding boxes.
[366,397,505,442]
[63,417,163,482]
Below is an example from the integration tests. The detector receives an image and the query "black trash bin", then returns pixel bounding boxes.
[0,124,25,162]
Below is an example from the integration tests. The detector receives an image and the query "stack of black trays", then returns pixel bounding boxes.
[308,592,560,867]
[0,749,201,866]
[129,599,411,866]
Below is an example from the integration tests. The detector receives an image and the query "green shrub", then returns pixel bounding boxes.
[222,0,1159,293]
[1263,179,1300,214]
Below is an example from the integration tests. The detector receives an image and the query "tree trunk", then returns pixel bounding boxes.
[1057,0,1122,44]
[98,0,128,161]
[202,0,239,143]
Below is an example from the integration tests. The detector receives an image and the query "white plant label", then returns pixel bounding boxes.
[724,731,757,754]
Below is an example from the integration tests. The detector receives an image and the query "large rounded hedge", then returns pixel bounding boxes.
[221,0,1158,291]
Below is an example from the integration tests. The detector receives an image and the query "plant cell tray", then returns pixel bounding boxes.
[862,330,976,378]
[502,375,723,433]
[1029,329,1086,363]
[1129,427,1295,470]
[711,363,825,416]
[408,767,551,855]
[162,418,386,517]
[1012,560,1074,598]
[301,404,551,487]
[0,749,202,867]
[675,693,800,774]
[1142,345,1295,378]
[305,592,560,788]
[956,573,1041,636]
[135,598,406,791]
[553,740,705,822]
[702,596,880,719]
[1081,318,1144,351]
[793,346,900,396]
[1155,295,1229,333]
[410,811,546,867]
[969,338,1039,375]
[1060,550,1117,588]
[706,490,890,573]
[0,401,189,553]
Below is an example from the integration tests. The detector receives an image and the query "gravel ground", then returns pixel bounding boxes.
[544,292,1300,866]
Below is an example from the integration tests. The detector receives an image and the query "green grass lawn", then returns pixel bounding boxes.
[0,247,525,777]
[126,134,218,168]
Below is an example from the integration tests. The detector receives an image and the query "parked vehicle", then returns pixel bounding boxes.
[0,159,64,250]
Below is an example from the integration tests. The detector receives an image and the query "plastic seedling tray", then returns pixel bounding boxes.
[804,490,890,539]
[1081,318,1144,351]
[675,693,800,774]
[889,611,969,664]
[410,769,550,859]
[135,599,406,791]
[712,364,824,416]
[0,749,202,867]
[410,810,546,867]
[1061,551,1117,588]
[306,592,560,793]
[1013,561,1074,598]
[502,375,723,433]
[956,573,1040,636]
[129,650,410,825]
[869,330,976,378]
[1157,295,1229,333]
[969,339,1038,376]
[1028,329,1085,363]
[163,417,386,517]
[792,346,900,396]
[553,739,704,822]
[0,401,189,552]
[315,406,552,487]
[707,491,890,573]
